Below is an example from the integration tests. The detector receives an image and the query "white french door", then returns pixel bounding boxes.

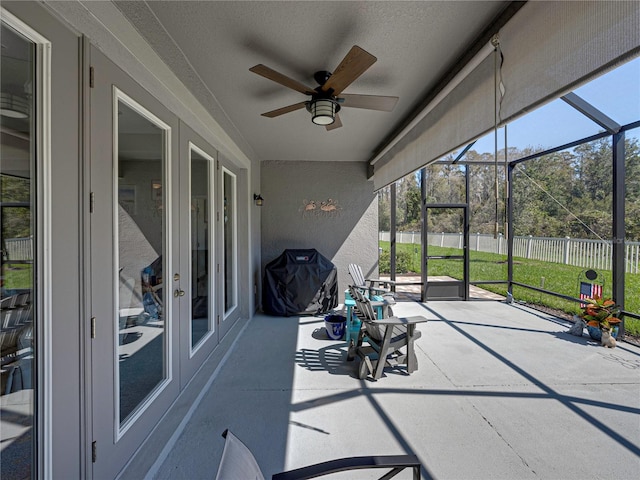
[89,45,227,478]
[218,163,241,338]
[177,125,220,385]
[89,46,181,479]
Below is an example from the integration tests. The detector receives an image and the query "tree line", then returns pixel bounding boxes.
[378,136,640,241]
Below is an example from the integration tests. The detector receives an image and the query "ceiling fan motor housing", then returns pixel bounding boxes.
[313,70,332,86]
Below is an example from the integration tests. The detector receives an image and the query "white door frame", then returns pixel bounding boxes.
[0,8,53,477]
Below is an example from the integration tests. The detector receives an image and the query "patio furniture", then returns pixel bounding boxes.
[118,276,144,330]
[347,263,395,299]
[215,429,421,480]
[348,285,427,380]
[1,291,33,361]
[263,249,338,316]
[343,287,393,346]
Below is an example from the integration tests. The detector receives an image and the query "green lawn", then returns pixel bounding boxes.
[379,241,640,336]
[2,264,32,290]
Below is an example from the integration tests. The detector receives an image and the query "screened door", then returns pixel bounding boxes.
[425,205,469,300]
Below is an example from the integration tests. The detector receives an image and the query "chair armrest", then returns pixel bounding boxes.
[351,284,389,298]
[366,285,392,296]
[366,278,396,287]
[272,454,421,480]
[369,300,393,308]
[371,315,428,326]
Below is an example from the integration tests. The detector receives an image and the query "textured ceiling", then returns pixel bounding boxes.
[114,1,510,163]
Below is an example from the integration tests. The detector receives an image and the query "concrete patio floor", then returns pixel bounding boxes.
[141,300,640,480]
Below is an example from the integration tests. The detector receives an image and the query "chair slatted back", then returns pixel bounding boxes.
[356,296,377,323]
[348,284,365,302]
[215,430,266,480]
[348,264,366,288]
[348,285,384,342]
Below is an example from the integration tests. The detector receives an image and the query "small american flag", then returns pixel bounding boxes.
[580,281,603,306]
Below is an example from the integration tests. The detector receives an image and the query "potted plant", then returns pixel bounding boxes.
[579,295,622,341]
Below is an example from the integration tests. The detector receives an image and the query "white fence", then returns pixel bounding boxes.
[7,233,640,273]
[3,237,33,261]
[379,231,640,274]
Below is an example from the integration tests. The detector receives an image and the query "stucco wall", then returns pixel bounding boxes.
[261,160,379,305]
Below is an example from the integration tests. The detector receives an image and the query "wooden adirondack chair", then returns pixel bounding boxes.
[347,263,395,298]
[348,285,427,380]
[215,429,422,480]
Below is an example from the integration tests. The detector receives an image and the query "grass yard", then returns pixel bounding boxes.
[379,241,640,337]
[2,263,33,290]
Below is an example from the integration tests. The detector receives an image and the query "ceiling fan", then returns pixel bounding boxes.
[249,45,399,130]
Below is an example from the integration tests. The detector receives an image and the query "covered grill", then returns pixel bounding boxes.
[263,249,338,316]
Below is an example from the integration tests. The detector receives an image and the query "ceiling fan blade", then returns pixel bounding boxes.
[321,46,377,96]
[339,94,399,112]
[325,113,342,131]
[261,102,307,118]
[250,64,315,95]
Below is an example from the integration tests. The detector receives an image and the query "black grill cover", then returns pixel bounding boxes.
[263,249,338,316]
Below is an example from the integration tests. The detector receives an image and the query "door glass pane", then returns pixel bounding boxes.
[426,258,464,280]
[426,207,465,280]
[1,22,35,480]
[190,149,211,347]
[426,207,466,300]
[426,207,464,244]
[223,171,236,314]
[117,100,166,424]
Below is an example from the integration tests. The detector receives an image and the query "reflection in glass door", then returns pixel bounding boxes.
[0,20,36,480]
[190,145,213,348]
[222,169,237,316]
[116,95,169,426]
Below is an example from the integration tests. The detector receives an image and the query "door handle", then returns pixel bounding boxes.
[174,289,185,297]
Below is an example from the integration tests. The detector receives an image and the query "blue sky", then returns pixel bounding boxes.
[467,56,640,157]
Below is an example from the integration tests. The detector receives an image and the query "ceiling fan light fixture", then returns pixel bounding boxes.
[309,99,337,126]
[0,93,30,119]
